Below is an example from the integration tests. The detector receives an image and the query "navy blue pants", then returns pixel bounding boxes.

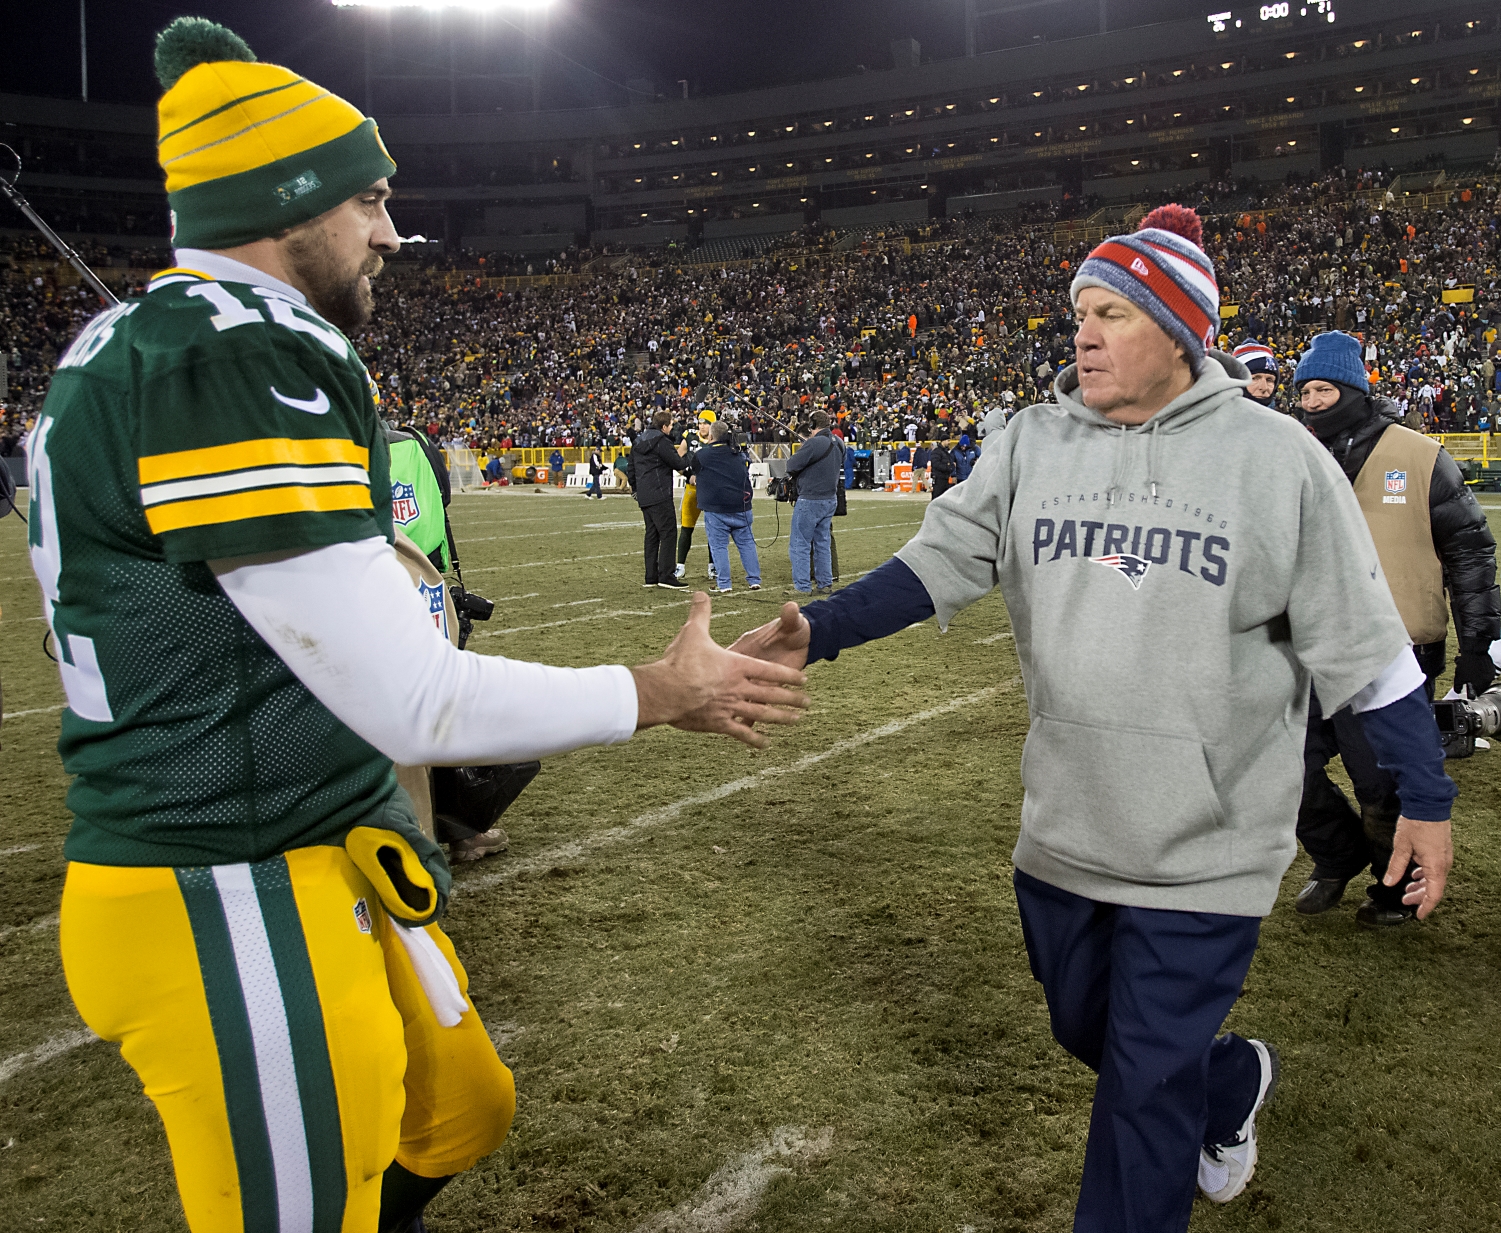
[1013,870,1264,1233]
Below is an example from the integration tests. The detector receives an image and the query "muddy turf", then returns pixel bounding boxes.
[3,487,1500,1233]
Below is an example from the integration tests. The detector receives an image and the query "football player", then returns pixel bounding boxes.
[31,20,806,1233]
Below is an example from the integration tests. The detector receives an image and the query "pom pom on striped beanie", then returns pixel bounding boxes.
[1069,204,1220,371]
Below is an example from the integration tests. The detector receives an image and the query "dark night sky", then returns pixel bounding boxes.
[6,0,1217,114]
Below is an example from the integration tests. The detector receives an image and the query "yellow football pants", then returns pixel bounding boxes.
[678,481,700,530]
[60,845,514,1233]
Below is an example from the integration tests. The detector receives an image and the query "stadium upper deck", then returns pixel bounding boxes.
[0,0,1495,252]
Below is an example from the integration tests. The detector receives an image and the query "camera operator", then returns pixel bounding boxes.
[1292,331,1499,927]
[786,410,844,594]
[632,408,692,589]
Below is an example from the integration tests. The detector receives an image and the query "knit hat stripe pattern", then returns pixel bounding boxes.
[158,58,396,250]
[1232,340,1277,375]
[1075,234,1217,352]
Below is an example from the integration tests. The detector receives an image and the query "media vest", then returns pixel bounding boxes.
[1351,424,1446,644]
[388,433,449,569]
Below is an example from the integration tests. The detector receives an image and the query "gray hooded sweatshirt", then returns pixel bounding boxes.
[896,352,1409,916]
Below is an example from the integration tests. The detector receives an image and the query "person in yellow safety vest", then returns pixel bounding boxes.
[675,409,719,582]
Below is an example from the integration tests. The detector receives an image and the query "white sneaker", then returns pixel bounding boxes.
[707,564,717,580]
[674,562,687,579]
[1198,1039,1279,1204]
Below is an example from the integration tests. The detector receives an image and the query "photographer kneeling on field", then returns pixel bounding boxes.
[1292,331,1498,927]
[731,205,1456,1232]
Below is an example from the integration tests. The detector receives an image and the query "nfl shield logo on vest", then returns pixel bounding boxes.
[392,480,421,525]
[1385,470,1407,494]
[418,579,449,639]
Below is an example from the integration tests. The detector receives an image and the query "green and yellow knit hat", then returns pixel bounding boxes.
[154,17,396,250]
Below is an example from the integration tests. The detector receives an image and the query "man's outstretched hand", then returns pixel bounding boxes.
[632,592,809,748]
[1384,817,1453,921]
[728,601,811,673]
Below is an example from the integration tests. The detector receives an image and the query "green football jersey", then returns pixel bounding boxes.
[28,262,402,867]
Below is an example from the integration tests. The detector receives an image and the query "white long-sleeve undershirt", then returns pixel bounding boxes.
[213,537,638,766]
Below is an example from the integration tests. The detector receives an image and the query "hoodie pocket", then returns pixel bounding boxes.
[1019,714,1229,885]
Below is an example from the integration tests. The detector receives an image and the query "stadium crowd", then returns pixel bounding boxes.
[3,168,1501,457]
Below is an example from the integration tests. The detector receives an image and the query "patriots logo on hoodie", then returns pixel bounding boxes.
[1093,553,1151,589]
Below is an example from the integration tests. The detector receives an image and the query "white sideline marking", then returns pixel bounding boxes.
[476,598,696,638]
[468,551,639,572]
[476,607,653,638]
[460,683,1014,893]
[552,597,606,608]
[2,704,65,721]
[0,912,60,942]
[0,1029,99,1084]
[490,592,541,604]
[973,632,1013,645]
[633,1125,834,1233]
[0,844,41,857]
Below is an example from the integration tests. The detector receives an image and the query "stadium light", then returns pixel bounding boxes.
[332,1,552,7]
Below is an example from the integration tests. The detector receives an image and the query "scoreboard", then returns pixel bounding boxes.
[1206,1,1337,34]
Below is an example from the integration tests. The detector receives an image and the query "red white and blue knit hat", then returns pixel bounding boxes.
[1069,204,1220,370]
[1232,339,1278,375]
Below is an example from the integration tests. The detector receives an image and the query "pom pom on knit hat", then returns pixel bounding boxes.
[1069,203,1220,372]
[153,18,395,249]
[154,17,256,90]
[1137,204,1203,249]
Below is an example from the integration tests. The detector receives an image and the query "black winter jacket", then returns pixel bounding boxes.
[631,427,689,506]
[1313,396,1500,652]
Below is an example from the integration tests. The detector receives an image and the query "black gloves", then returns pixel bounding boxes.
[1452,648,1497,698]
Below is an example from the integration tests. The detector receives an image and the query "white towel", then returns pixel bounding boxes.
[390,922,468,1028]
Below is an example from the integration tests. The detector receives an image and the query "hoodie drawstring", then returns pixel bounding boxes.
[1147,416,1164,499]
[1105,417,1166,504]
[1105,422,1129,507]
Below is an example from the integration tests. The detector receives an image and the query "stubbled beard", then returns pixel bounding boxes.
[284,227,383,330]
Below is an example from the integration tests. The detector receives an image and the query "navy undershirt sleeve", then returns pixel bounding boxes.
[1357,686,1456,822]
[803,557,936,664]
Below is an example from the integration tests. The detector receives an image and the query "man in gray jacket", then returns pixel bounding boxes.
[731,206,1455,1233]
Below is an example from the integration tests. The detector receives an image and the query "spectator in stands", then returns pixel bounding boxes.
[785,411,843,594]
[692,421,761,594]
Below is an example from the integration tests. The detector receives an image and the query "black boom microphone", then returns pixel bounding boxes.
[0,144,119,308]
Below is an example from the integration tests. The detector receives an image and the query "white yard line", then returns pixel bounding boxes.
[475,597,723,639]
[468,550,640,572]
[459,682,1015,893]
[0,912,59,942]
[0,1029,100,1085]
[973,632,1014,645]
[0,844,41,857]
[633,1125,834,1233]
[552,597,606,608]
[2,703,65,722]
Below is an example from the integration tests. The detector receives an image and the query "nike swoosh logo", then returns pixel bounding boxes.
[270,386,331,415]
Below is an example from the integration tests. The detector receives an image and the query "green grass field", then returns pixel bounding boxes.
[4,486,1501,1232]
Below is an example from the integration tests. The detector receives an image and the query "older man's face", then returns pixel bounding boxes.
[1073,287,1193,422]
[1247,372,1277,400]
